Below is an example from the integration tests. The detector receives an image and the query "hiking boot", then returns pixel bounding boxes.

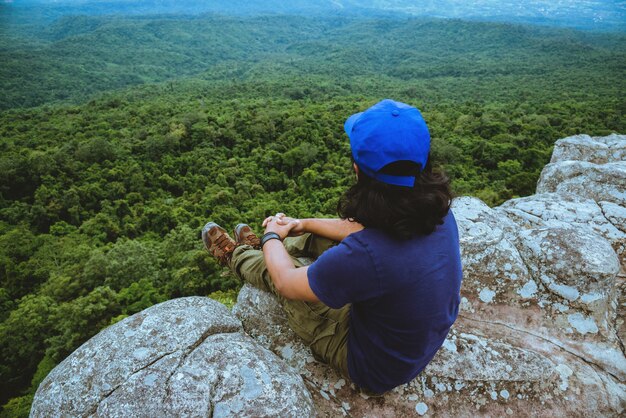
[234,223,261,249]
[202,222,237,266]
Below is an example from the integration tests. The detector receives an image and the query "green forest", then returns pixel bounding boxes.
[0,10,624,416]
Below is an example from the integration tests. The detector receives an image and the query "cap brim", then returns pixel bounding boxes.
[344,112,363,138]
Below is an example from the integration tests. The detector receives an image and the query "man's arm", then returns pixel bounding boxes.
[298,218,363,242]
[261,216,321,301]
[260,214,363,301]
[265,214,363,242]
[262,238,319,301]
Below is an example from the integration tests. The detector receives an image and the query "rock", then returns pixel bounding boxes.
[31,297,315,417]
[514,227,621,346]
[495,192,626,262]
[449,196,518,235]
[509,223,626,387]
[550,134,626,164]
[450,197,531,309]
[536,161,626,206]
[600,201,626,234]
[426,331,555,382]
[535,133,626,265]
[593,134,626,156]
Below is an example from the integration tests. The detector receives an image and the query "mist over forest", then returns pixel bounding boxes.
[0,0,624,416]
[4,0,626,30]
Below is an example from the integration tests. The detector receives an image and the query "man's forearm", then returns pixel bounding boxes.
[262,239,318,301]
[263,239,296,294]
[300,218,363,242]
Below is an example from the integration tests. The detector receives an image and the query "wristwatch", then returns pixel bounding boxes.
[260,232,282,249]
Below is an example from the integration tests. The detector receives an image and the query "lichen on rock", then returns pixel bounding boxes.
[31,297,315,417]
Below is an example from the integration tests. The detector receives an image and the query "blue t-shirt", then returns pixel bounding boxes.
[307,210,463,393]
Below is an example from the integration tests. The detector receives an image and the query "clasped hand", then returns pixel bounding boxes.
[262,213,305,240]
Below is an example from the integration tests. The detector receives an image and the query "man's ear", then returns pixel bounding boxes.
[353,163,359,179]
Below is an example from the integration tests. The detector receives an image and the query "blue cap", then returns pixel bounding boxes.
[344,99,430,187]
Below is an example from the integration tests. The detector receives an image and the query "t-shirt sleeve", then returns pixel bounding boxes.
[307,236,379,309]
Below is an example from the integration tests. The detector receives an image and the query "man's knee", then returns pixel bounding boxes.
[283,233,313,256]
[230,246,267,286]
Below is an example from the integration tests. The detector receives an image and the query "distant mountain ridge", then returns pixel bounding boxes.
[6,0,626,31]
[1,13,624,110]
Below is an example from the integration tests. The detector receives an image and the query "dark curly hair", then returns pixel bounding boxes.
[337,153,452,240]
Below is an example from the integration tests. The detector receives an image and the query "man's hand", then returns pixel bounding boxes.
[262,213,300,240]
[262,213,304,238]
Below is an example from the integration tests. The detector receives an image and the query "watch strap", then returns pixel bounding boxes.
[260,232,282,249]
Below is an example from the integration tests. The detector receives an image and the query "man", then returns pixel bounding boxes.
[202,99,463,394]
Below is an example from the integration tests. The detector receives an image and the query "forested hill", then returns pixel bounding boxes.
[0,12,624,416]
[1,14,625,111]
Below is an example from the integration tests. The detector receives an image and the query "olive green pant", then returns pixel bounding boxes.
[229,233,351,379]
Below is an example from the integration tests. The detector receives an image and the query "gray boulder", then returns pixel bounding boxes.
[536,160,626,206]
[514,226,619,331]
[495,192,626,262]
[533,133,626,265]
[514,226,624,376]
[31,297,315,417]
[600,200,626,234]
[449,196,533,313]
[550,134,626,164]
